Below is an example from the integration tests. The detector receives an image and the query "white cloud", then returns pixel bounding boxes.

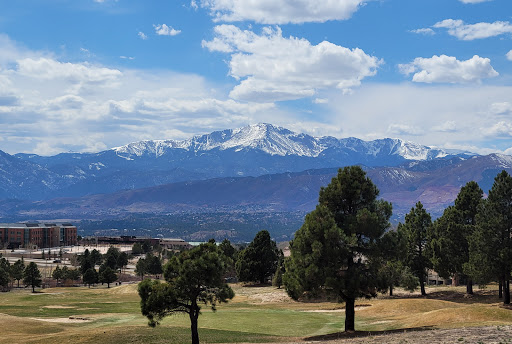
[483,121,512,138]
[410,28,435,35]
[490,102,512,115]
[138,31,148,40]
[387,124,424,136]
[120,56,135,60]
[198,0,366,24]
[190,0,198,10]
[433,121,458,133]
[399,55,498,84]
[202,25,381,101]
[154,24,181,36]
[433,19,512,40]
[17,58,122,84]
[313,98,328,104]
[507,50,512,61]
[0,35,283,155]
[459,0,492,3]
[319,83,512,154]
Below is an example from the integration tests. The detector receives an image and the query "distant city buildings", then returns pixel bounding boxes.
[0,222,77,249]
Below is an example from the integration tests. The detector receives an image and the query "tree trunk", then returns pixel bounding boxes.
[344,297,355,332]
[504,279,511,305]
[466,278,473,295]
[453,272,459,287]
[32,284,35,293]
[499,279,503,299]
[389,285,393,296]
[419,275,426,296]
[189,308,200,344]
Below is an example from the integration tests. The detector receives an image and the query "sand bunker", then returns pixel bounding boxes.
[31,316,92,323]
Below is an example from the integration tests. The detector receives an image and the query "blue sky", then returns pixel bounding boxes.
[0,0,511,155]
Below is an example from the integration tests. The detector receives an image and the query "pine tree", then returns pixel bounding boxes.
[23,262,42,293]
[236,230,278,284]
[138,242,234,344]
[467,171,512,304]
[284,166,392,332]
[430,181,483,294]
[399,202,432,296]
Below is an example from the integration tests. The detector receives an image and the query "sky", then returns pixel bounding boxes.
[0,0,512,155]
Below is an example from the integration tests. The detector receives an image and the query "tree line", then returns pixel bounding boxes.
[284,166,512,332]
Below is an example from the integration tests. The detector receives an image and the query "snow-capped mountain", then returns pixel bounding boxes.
[113,123,456,160]
[4,123,480,201]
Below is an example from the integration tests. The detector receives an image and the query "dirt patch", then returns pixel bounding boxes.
[30,316,92,323]
[42,305,75,309]
[248,291,294,303]
[303,306,370,313]
[295,325,512,344]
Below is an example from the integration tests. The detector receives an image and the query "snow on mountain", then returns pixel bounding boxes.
[490,153,512,168]
[112,123,461,161]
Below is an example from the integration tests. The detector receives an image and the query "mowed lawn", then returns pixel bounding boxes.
[0,283,511,344]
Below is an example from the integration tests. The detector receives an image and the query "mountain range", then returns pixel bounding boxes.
[1,123,511,240]
[2,123,473,200]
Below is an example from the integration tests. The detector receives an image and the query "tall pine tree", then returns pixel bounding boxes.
[399,202,432,296]
[430,181,483,294]
[467,171,512,304]
[284,166,392,332]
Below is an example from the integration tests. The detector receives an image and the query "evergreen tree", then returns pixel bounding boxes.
[52,266,64,285]
[0,266,9,290]
[90,249,103,267]
[132,242,143,255]
[10,259,24,288]
[83,268,99,288]
[284,166,392,332]
[99,266,117,288]
[135,258,147,280]
[236,230,278,284]
[467,171,512,304]
[377,230,418,296]
[23,262,42,293]
[138,242,234,344]
[430,181,483,294]
[79,249,92,275]
[117,252,129,273]
[398,202,432,296]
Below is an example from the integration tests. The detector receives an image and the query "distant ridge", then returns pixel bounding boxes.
[0,123,481,201]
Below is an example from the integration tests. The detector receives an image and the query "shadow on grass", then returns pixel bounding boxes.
[381,289,503,305]
[304,326,435,341]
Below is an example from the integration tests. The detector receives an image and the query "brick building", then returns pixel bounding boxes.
[0,222,78,249]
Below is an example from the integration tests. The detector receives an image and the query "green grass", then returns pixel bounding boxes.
[0,284,511,344]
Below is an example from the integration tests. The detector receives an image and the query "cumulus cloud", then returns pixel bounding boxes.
[0,35,282,155]
[138,31,148,40]
[410,28,435,35]
[198,0,366,24]
[399,55,498,83]
[507,50,512,61]
[483,121,512,138]
[433,19,512,40]
[17,58,122,84]
[154,24,181,36]
[202,25,381,101]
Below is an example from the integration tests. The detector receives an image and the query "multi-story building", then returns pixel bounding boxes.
[0,222,78,249]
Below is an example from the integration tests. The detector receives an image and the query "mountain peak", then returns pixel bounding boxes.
[111,123,476,161]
